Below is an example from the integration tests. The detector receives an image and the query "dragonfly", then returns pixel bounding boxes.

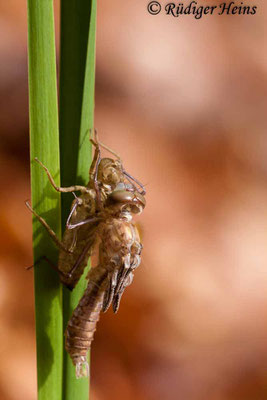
[65,181,145,378]
[26,131,145,289]
[27,132,146,378]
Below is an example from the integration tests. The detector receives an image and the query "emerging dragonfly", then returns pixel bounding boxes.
[27,131,146,377]
[65,178,144,377]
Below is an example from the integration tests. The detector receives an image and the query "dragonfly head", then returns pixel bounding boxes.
[105,186,146,219]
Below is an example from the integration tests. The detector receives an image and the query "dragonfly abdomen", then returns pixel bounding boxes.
[65,267,108,377]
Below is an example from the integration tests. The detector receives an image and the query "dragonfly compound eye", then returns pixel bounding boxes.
[106,190,146,214]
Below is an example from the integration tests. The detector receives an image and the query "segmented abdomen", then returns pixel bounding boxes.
[65,219,142,378]
[65,266,108,378]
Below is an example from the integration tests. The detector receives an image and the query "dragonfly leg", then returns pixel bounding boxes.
[66,216,100,230]
[26,255,71,281]
[67,237,96,279]
[91,129,122,161]
[25,201,71,253]
[35,158,88,193]
[123,169,146,195]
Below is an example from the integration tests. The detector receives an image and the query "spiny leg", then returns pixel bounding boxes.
[66,194,82,227]
[25,201,71,253]
[65,194,82,251]
[89,134,103,209]
[93,149,103,210]
[65,196,100,230]
[26,255,57,272]
[26,255,72,281]
[89,131,101,182]
[67,216,100,230]
[67,237,96,279]
[34,158,88,193]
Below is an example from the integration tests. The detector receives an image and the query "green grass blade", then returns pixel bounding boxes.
[59,0,97,398]
[27,1,63,400]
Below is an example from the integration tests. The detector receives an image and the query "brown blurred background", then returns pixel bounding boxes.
[1,1,267,399]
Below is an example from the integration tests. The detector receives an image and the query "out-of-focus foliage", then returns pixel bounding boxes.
[1,1,267,399]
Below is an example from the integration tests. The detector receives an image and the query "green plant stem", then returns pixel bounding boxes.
[27,1,63,399]
[59,1,97,398]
